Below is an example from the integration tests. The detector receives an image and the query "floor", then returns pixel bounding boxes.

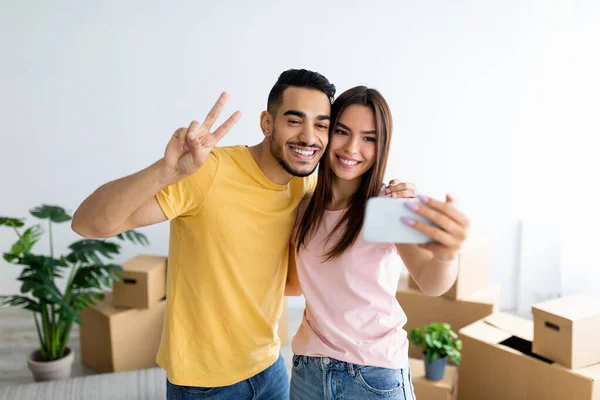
[0,306,304,389]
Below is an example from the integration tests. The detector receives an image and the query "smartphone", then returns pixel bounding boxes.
[363,197,436,244]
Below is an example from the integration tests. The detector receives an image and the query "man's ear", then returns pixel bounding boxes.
[260,111,274,138]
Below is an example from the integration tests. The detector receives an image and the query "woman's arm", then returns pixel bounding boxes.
[396,194,469,296]
[396,244,459,296]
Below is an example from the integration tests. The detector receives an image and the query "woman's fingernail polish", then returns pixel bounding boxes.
[401,217,416,226]
[405,202,420,211]
[417,195,429,203]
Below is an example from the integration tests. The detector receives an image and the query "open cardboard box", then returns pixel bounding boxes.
[458,312,600,400]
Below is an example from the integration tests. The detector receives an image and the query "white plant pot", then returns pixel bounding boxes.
[27,347,74,382]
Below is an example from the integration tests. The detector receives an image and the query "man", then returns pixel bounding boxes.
[72,69,335,399]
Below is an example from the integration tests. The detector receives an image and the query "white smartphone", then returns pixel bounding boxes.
[363,197,437,244]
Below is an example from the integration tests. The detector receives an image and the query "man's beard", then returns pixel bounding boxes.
[270,127,321,177]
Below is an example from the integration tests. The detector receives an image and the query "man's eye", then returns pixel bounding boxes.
[290,120,301,124]
[317,124,329,130]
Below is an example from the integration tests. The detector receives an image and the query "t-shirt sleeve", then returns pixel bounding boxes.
[305,172,318,192]
[155,149,219,220]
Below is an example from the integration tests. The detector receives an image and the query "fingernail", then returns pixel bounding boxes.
[385,188,391,194]
[401,217,416,226]
[405,202,420,211]
[417,195,429,203]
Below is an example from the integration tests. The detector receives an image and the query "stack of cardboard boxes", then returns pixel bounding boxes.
[79,254,290,374]
[458,294,600,399]
[79,255,168,373]
[396,236,499,399]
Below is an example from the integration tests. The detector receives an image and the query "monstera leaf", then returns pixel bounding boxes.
[116,229,150,246]
[3,225,43,262]
[0,295,41,312]
[0,217,25,228]
[70,263,124,292]
[30,205,72,223]
[66,239,120,265]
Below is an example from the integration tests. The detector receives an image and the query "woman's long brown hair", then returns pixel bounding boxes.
[296,86,393,260]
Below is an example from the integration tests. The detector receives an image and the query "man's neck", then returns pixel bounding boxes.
[328,177,361,210]
[247,142,294,185]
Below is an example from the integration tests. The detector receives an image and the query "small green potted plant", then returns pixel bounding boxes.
[0,205,148,382]
[409,322,462,381]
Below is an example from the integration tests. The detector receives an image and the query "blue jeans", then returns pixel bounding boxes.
[290,355,416,400]
[166,354,289,399]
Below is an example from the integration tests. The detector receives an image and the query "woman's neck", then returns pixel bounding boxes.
[327,176,361,210]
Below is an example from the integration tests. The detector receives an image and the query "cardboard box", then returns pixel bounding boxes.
[408,236,490,300]
[397,276,499,360]
[113,255,167,309]
[532,294,600,369]
[458,312,600,400]
[79,292,165,373]
[278,297,289,345]
[409,357,458,400]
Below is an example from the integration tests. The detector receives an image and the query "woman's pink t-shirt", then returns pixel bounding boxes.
[291,201,409,369]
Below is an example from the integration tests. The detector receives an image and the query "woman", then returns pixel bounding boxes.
[286,86,470,399]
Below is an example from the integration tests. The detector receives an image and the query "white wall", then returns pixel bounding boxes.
[0,1,584,311]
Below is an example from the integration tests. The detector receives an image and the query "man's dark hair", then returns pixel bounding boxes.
[267,69,336,114]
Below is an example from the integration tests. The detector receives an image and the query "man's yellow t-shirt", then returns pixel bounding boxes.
[155,145,315,387]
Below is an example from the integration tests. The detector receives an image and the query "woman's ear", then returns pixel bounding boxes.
[260,111,273,138]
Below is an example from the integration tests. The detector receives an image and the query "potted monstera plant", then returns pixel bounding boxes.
[0,205,148,381]
[409,322,462,381]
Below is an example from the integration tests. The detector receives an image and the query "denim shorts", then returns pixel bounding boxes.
[290,355,416,400]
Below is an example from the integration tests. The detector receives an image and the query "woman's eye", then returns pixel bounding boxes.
[335,129,348,135]
[365,137,376,142]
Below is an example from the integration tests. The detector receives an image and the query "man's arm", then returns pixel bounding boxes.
[72,160,172,238]
[71,92,241,238]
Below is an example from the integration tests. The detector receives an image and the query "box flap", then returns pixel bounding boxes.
[459,318,514,344]
[483,312,534,342]
[532,294,600,322]
[121,255,167,273]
